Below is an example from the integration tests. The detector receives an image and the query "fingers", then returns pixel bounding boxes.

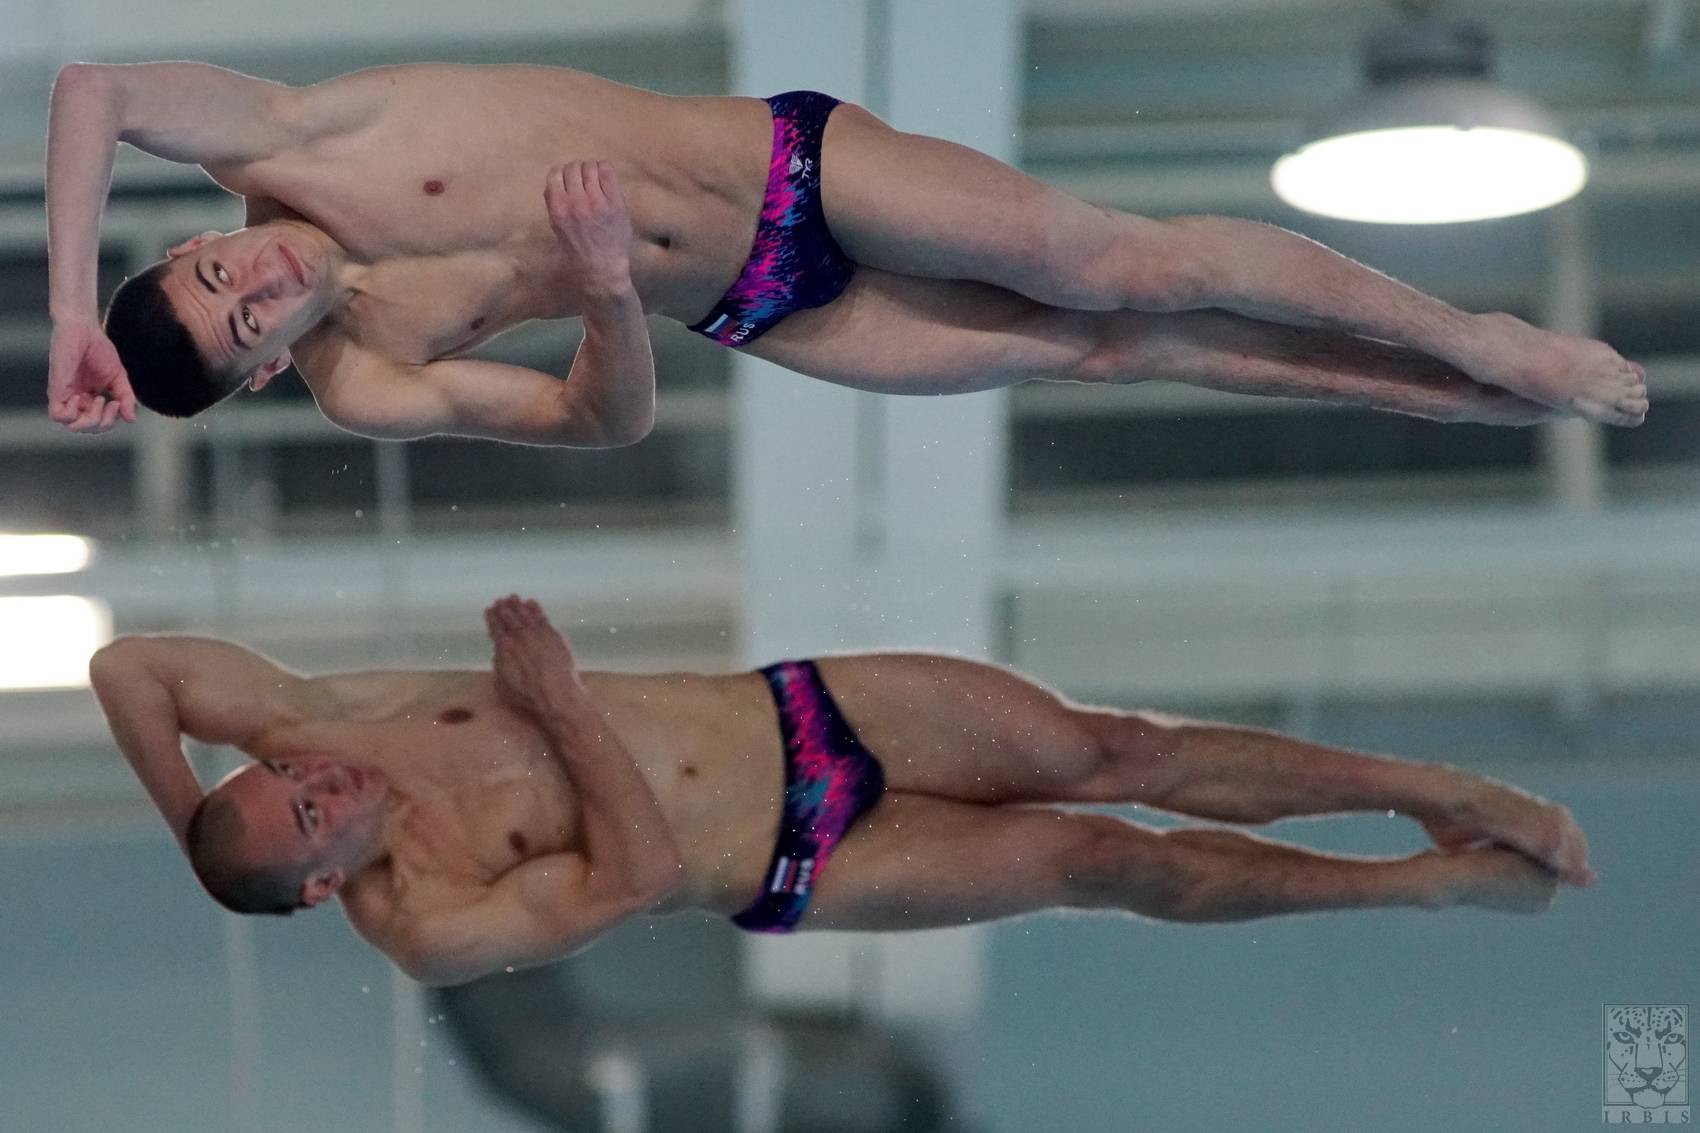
[544,159,620,217]
[484,594,554,636]
[60,393,108,433]
[595,160,622,204]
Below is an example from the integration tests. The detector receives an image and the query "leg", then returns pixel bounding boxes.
[819,104,1646,425]
[814,652,1593,885]
[749,270,1553,424]
[801,793,1557,932]
[1075,709,1595,887]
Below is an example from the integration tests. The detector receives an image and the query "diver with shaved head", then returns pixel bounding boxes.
[90,595,1590,986]
[47,61,1646,444]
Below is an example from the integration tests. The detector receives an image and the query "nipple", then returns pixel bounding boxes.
[423,179,445,196]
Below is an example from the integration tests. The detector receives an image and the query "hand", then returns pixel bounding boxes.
[48,318,136,434]
[544,160,635,306]
[485,595,585,720]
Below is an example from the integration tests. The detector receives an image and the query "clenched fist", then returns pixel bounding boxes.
[48,318,136,434]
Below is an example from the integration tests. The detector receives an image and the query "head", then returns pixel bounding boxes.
[186,757,392,917]
[104,222,340,418]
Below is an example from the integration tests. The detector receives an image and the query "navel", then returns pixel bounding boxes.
[423,179,445,196]
[509,831,529,856]
[654,234,673,250]
[681,764,699,779]
[439,707,474,725]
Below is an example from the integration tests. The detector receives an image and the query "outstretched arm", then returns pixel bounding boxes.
[86,635,306,848]
[46,63,317,432]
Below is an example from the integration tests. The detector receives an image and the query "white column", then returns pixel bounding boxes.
[860,0,1018,1028]
[728,0,1019,1032]
[1538,201,1604,512]
[729,0,880,1011]
[876,0,1016,661]
[1539,201,1605,722]
[730,0,879,666]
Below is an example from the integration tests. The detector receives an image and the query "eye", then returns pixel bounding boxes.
[242,306,260,334]
[303,801,320,830]
[214,263,231,285]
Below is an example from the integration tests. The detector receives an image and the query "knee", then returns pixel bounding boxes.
[1071,312,1156,385]
[1072,709,1184,801]
[1126,218,1215,312]
[1059,816,1190,914]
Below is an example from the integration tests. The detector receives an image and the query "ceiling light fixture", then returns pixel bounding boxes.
[1271,5,1588,224]
[0,533,95,578]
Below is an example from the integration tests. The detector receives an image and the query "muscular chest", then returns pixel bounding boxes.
[286,706,579,880]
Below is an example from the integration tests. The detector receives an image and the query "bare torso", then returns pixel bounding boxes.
[210,64,776,367]
[238,664,785,943]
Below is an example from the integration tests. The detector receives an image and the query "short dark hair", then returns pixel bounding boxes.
[103,260,245,418]
[185,792,303,917]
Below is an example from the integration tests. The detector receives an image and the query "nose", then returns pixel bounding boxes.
[307,764,350,794]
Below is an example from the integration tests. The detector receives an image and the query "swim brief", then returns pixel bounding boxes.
[688,91,856,348]
[731,660,886,933]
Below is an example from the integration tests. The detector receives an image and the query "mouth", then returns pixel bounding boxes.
[278,242,309,289]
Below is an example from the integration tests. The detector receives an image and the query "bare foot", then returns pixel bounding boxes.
[1443,847,1560,914]
[1421,783,1595,887]
[1455,313,1647,427]
[1450,382,1562,427]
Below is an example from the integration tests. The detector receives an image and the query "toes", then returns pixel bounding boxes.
[1572,396,1644,427]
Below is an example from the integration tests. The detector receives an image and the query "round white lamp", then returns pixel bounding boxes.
[1272,15,1588,224]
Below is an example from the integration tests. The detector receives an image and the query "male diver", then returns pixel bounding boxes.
[89,595,1591,986]
[48,62,1646,441]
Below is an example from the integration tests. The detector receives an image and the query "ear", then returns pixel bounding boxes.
[300,868,346,908]
[166,231,226,259]
[247,353,293,392]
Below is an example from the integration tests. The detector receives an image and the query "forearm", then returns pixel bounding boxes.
[46,65,122,320]
[1138,308,1546,424]
[534,689,682,902]
[1140,713,1467,826]
[1173,215,1481,361]
[561,288,656,447]
[87,644,204,848]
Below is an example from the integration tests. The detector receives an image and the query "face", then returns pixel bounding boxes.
[157,223,336,386]
[215,757,392,905]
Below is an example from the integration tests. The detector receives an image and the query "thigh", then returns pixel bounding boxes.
[742,267,1101,394]
[819,103,1158,306]
[814,653,1110,804]
[800,793,1117,932]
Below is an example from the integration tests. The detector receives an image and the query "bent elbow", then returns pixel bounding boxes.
[54,63,106,96]
[596,412,655,449]
[634,856,686,909]
[88,635,148,683]
[394,948,480,988]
